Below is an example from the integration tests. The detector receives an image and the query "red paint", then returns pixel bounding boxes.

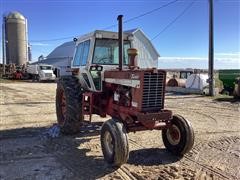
[82,68,173,132]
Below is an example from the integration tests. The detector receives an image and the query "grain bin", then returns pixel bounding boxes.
[5,11,28,65]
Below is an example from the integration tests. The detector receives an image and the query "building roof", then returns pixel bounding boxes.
[126,28,160,57]
[47,41,75,59]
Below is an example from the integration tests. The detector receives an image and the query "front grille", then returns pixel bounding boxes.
[45,73,52,77]
[142,72,165,111]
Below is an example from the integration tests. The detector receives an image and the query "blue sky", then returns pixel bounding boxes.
[1,0,239,69]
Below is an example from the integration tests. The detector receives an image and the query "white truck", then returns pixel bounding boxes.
[27,64,56,81]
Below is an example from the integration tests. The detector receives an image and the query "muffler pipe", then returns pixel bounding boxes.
[117,15,123,71]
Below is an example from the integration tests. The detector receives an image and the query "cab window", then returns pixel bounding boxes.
[92,39,130,65]
[73,40,90,66]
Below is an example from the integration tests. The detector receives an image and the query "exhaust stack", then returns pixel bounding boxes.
[117,15,123,71]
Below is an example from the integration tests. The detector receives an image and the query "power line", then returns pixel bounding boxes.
[103,0,179,30]
[151,0,195,41]
[30,0,179,42]
[31,36,74,42]
[125,0,179,23]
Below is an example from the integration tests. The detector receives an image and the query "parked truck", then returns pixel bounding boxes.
[27,64,56,81]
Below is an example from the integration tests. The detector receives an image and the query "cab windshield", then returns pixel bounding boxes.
[40,66,52,70]
[92,39,130,65]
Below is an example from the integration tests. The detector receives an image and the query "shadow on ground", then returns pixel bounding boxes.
[165,93,205,99]
[0,122,181,179]
[213,97,239,103]
[128,148,179,166]
[0,123,116,179]
[0,126,46,139]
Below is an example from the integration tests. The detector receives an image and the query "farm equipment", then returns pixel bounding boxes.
[27,64,56,81]
[180,70,193,79]
[166,70,193,87]
[1,63,27,79]
[55,15,194,166]
[219,69,240,97]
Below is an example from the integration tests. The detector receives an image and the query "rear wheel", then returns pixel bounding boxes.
[162,115,194,156]
[100,119,129,167]
[56,76,83,134]
[221,89,230,96]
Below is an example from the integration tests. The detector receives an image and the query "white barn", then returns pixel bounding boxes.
[33,29,160,76]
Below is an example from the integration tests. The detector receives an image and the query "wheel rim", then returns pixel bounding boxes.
[104,131,114,156]
[166,124,181,145]
[59,90,67,125]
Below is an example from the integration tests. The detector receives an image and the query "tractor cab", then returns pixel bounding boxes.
[71,30,132,92]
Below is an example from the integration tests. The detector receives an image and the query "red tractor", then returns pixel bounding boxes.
[56,15,194,166]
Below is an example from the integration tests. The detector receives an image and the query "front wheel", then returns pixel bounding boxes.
[162,115,194,156]
[100,119,129,167]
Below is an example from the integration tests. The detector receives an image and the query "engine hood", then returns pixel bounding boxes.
[40,70,53,74]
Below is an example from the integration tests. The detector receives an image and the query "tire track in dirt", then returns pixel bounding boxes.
[128,138,197,180]
[129,138,145,149]
[50,134,239,179]
[184,136,240,179]
[198,130,239,135]
[129,136,240,179]
[109,138,141,180]
[193,111,218,124]
[167,105,237,112]
[116,166,137,180]
[108,139,144,180]
[167,106,219,124]
[183,155,230,179]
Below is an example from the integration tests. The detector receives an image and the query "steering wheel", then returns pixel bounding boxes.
[97,57,110,64]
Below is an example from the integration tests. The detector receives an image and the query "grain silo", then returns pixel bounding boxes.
[4,11,29,65]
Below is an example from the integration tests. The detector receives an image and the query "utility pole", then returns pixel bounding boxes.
[208,0,214,96]
[2,15,6,76]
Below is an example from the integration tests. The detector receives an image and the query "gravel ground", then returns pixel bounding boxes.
[0,81,239,180]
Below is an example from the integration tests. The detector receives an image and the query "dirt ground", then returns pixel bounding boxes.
[0,81,239,180]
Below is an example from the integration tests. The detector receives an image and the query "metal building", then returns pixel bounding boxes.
[33,28,160,76]
[2,11,29,65]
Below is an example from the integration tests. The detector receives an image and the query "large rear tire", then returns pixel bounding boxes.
[100,119,129,167]
[162,115,194,156]
[56,76,83,134]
